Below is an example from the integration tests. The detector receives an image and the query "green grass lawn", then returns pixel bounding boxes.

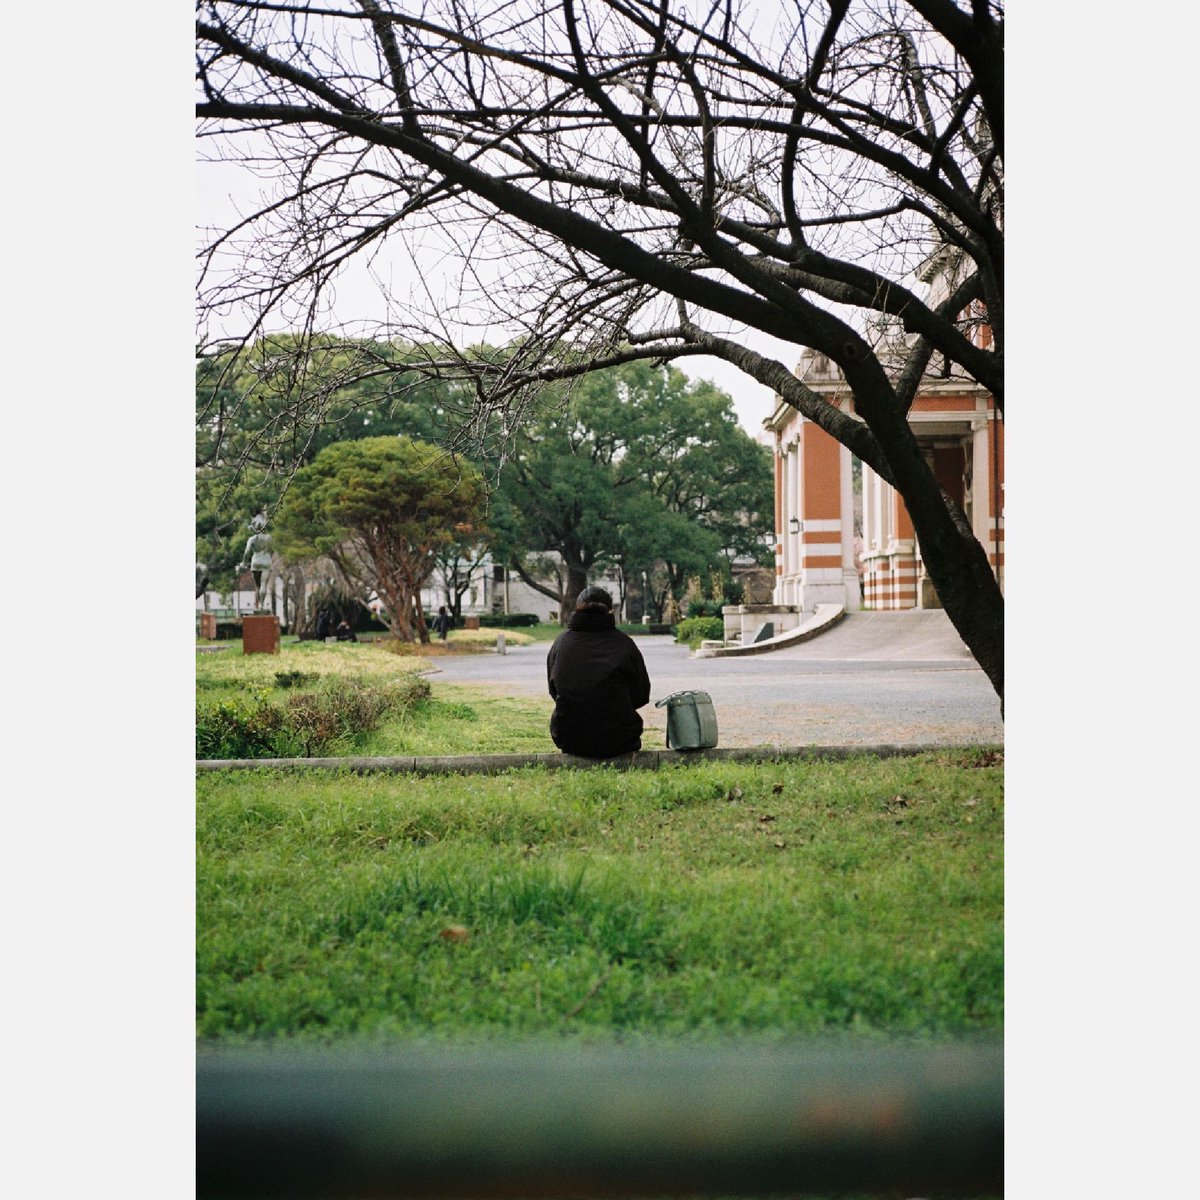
[351,686,555,755]
[196,638,556,758]
[195,628,686,760]
[196,637,428,697]
[197,750,1002,1045]
[196,636,1002,1050]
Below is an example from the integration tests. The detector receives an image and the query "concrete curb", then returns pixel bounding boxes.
[692,604,846,658]
[196,743,1002,775]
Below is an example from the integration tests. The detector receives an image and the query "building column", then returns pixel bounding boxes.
[773,440,788,605]
[988,407,1004,591]
[839,442,860,609]
[788,441,801,604]
[968,404,1004,590]
[773,436,785,602]
[861,467,887,610]
[788,417,851,612]
[971,417,991,550]
[889,489,917,609]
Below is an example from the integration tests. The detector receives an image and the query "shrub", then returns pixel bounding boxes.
[204,620,244,641]
[685,599,725,619]
[274,670,316,689]
[301,585,390,637]
[196,674,432,759]
[478,612,540,627]
[195,691,287,759]
[674,616,724,649]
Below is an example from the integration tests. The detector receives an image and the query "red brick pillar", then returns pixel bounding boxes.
[198,612,217,640]
[790,419,853,610]
[242,614,280,655]
[887,492,917,609]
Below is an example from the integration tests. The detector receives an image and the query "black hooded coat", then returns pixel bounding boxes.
[546,610,652,758]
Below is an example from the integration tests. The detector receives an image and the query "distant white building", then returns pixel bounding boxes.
[196,569,278,619]
[198,556,625,629]
[420,551,624,623]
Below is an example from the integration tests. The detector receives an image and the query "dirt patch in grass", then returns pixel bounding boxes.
[379,630,535,657]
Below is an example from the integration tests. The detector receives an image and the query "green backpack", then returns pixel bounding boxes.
[654,690,719,751]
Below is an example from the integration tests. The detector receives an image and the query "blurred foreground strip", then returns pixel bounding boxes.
[197,1040,1002,1198]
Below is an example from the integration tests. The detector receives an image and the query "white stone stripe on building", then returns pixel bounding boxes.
[787,569,846,585]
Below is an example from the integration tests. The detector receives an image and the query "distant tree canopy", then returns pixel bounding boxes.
[197,339,768,622]
[489,360,772,621]
[273,435,486,642]
[196,334,467,472]
[196,336,466,590]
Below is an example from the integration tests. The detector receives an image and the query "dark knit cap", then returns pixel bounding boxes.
[575,585,613,612]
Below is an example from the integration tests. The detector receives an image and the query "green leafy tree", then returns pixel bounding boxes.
[487,410,623,623]
[491,362,772,621]
[611,490,720,623]
[196,466,278,597]
[582,362,773,610]
[197,334,464,478]
[273,436,485,641]
[197,336,472,605]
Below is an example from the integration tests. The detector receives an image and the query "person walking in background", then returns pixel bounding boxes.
[546,586,651,758]
[433,605,452,641]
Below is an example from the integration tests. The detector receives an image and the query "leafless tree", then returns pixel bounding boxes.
[196,0,1005,699]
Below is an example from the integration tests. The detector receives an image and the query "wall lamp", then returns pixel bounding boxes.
[788,517,801,534]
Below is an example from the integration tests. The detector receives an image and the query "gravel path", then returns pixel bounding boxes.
[428,612,1004,749]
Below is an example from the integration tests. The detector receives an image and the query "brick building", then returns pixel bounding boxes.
[764,267,1003,612]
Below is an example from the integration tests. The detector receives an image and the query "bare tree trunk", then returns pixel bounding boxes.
[284,565,308,637]
[850,369,1004,699]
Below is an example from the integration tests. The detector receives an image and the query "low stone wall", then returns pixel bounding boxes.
[722,604,802,645]
[195,741,997,776]
[701,604,844,658]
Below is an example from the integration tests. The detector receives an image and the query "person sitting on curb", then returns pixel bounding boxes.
[335,618,357,642]
[546,585,651,759]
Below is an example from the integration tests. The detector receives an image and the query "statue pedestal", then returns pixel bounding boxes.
[242,614,280,655]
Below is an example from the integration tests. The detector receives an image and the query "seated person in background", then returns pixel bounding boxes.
[335,618,357,642]
[546,586,651,758]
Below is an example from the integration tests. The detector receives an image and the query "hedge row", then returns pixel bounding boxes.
[674,616,725,649]
[476,612,542,627]
[196,674,431,759]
